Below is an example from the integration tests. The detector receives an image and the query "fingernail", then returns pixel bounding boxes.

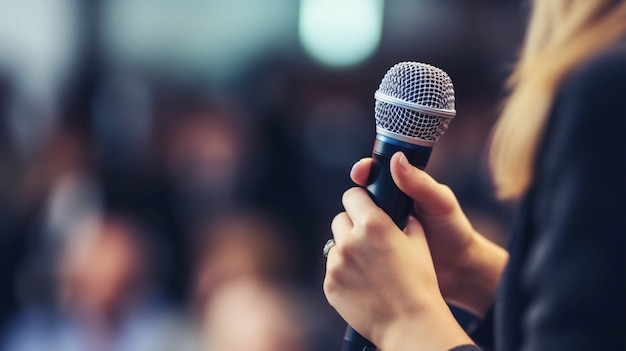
[398,153,411,173]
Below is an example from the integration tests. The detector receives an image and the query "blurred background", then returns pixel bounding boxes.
[0,0,523,350]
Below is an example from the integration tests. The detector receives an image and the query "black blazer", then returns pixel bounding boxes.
[468,42,626,351]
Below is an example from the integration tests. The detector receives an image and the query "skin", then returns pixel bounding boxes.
[324,152,508,351]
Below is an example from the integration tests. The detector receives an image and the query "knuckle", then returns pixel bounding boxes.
[438,183,455,199]
[437,184,461,211]
[342,187,361,203]
[323,273,336,295]
[337,243,358,263]
[355,211,386,234]
[331,212,345,231]
[323,265,342,299]
[323,281,338,307]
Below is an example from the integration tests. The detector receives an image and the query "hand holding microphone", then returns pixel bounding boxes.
[323,62,484,350]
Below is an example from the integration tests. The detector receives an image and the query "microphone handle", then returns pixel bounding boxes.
[342,134,432,351]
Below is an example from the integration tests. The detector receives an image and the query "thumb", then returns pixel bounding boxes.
[389,152,459,218]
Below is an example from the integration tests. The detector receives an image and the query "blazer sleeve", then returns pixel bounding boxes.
[448,346,483,351]
[520,47,626,351]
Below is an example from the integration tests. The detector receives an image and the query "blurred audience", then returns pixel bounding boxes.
[199,277,309,351]
[2,215,192,351]
[157,100,256,229]
[191,211,295,296]
[191,211,338,351]
[0,1,523,349]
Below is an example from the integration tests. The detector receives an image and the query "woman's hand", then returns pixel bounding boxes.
[324,187,473,351]
[349,152,508,316]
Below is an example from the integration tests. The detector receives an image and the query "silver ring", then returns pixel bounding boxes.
[323,239,336,258]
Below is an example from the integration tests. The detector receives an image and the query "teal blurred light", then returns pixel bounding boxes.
[104,0,296,82]
[298,0,384,68]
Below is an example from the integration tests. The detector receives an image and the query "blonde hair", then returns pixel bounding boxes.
[490,0,626,199]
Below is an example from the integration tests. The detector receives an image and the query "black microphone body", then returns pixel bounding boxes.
[367,135,432,226]
[342,137,432,351]
[340,61,455,351]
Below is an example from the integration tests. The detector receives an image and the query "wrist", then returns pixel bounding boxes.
[375,295,474,351]
[445,234,508,317]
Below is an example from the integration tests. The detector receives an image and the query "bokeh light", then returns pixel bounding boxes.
[299,0,384,67]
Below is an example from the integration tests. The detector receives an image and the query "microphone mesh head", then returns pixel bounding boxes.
[375,62,455,143]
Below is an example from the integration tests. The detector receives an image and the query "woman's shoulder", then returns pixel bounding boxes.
[539,38,626,174]
[552,38,626,135]
[561,39,626,98]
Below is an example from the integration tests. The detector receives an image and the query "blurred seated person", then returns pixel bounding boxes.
[191,211,313,351]
[2,215,193,351]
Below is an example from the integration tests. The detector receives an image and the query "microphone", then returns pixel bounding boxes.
[342,61,456,351]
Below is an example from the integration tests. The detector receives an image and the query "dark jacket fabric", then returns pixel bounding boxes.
[465,42,626,351]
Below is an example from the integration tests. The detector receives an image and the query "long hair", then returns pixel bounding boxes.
[489,0,626,199]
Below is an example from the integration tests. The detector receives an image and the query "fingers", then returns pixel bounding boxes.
[331,212,352,244]
[330,187,383,249]
[341,187,377,219]
[349,153,459,218]
[350,158,373,186]
[389,152,460,217]
[341,187,390,228]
